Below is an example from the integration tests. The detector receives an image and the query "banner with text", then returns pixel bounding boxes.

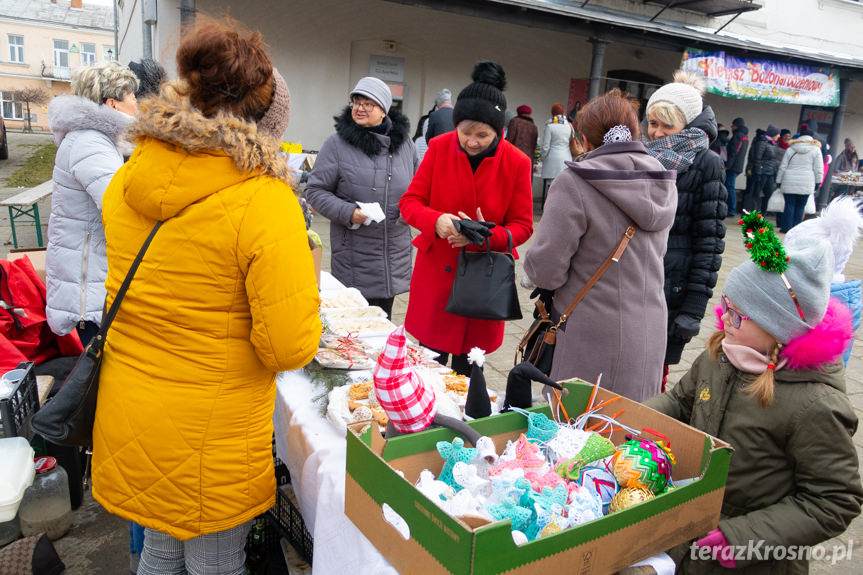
[681,48,839,107]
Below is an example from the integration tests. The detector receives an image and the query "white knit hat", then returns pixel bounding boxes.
[647,81,703,125]
[785,196,863,281]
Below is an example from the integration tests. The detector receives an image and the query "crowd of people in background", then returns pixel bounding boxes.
[17,14,862,573]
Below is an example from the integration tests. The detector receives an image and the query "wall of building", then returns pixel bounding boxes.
[0,19,114,130]
[127,0,863,178]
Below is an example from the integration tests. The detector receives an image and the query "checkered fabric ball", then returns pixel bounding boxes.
[610,439,675,495]
[575,466,619,515]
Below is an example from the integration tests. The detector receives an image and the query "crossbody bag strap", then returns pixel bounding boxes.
[90,221,163,354]
[555,222,636,327]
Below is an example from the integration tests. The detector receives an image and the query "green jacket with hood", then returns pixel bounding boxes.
[645,345,862,574]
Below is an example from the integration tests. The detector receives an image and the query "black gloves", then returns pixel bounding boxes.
[529,287,555,319]
[453,219,495,246]
[671,314,702,339]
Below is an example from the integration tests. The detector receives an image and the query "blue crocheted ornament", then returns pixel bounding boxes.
[436,437,477,490]
[488,498,532,533]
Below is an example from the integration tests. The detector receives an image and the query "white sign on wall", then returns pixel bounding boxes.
[370,54,405,83]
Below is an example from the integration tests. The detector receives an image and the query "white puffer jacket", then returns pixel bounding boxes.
[45,95,132,336]
[776,136,823,196]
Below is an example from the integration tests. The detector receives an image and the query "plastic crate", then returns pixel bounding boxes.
[266,485,313,566]
[0,362,38,438]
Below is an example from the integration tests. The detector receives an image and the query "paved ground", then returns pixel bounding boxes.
[3,129,862,573]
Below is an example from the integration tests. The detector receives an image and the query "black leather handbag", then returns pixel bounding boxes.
[30,222,162,447]
[445,227,522,321]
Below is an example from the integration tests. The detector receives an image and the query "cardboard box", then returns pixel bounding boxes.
[6,248,47,282]
[345,379,731,575]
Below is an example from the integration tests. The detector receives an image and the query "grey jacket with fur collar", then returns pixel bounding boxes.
[45,94,133,336]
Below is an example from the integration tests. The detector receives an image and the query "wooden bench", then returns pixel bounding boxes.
[1,181,52,248]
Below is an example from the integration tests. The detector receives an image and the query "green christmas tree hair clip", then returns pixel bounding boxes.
[737,211,804,320]
[738,211,789,272]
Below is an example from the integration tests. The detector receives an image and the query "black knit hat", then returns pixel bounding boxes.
[452,61,508,136]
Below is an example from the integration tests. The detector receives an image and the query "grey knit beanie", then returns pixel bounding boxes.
[723,237,834,344]
[257,68,291,140]
[646,81,702,125]
[350,76,392,113]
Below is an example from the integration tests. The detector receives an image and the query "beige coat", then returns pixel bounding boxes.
[524,141,677,400]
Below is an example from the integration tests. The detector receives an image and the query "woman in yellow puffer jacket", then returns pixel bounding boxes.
[92,20,321,575]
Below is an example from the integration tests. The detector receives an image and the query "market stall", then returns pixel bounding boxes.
[830,172,863,199]
[271,273,705,575]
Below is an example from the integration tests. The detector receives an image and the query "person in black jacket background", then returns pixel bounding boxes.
[742,124,779,213]
[724,117,749,217]
[645,71,727,390]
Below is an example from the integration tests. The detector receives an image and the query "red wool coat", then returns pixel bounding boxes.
[399,132,533,355]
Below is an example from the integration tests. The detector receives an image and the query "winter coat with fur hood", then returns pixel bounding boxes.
[91,83,322,541]
[645,300,863,575]
[776,136,823,196]
[305,107,417,300]
[45,95,133,336]
[524,141,677,401]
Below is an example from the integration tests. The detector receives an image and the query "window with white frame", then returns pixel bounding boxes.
[81,42,96,66]
[102,45,115,61]
[8,35,24,63]
[1,91,25,120]
[53,39,70,78]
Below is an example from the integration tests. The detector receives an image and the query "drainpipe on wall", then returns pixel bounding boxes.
[142,0,157,60]
[588,38,609,101]
[180,0,196,34]
[819,76,850,209]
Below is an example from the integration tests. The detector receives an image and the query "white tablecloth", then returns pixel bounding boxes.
[273,270,397,574]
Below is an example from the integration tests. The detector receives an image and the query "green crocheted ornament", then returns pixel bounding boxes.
[555,433,616,479]
[738,211,789,273]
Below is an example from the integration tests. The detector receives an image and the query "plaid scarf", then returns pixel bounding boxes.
[646,127,709,173]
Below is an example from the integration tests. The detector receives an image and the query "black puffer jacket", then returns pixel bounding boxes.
[664,106,728,365]
[747,129,778,176]
[726,122,750,174]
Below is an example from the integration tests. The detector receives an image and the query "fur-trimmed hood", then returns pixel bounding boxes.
[127,81,289,183]
[788,135,822,148]
[333,106,411,157]
[48,94,133,148]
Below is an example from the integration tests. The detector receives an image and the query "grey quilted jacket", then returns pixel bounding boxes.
[305,108,417,299]
[45,95,132,336]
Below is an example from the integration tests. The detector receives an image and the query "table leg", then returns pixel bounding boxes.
[7,206,18,248]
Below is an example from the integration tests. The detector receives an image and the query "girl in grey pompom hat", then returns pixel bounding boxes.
[645,213,862,574]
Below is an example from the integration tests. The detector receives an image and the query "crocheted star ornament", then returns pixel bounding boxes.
[436,437,477,490]
[510,407,559,443]
[739,211,789,272]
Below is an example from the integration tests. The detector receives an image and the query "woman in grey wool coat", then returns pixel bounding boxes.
[305,77,418,317]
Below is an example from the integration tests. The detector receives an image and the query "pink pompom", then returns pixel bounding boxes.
[714,304,725,330]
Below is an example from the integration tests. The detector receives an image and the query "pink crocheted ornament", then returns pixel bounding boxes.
[490,434,546,477]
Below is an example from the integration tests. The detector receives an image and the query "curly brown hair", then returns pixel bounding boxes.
[175,18,274,122]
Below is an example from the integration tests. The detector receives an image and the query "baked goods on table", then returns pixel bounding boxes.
[321,306,387,322]
[319,287,368,309]
[327,317,397,337]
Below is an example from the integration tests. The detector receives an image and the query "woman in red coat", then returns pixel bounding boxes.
[400,61,533,374]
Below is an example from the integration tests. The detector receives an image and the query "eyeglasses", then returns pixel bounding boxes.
[349,101,378,111]
[721,295,750,329]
